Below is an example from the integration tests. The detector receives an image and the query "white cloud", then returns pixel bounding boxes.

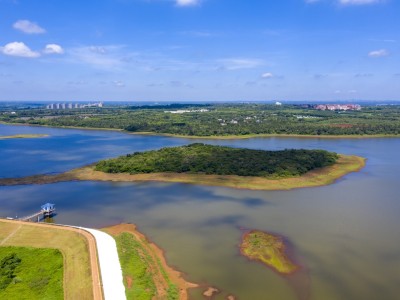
[306,0,384,4]
[261,72,274,79]
[13,20,46,34]
[217,58,264,70]
[113,81,125,87]
[68,45,124,69]
[0,42,40,58]
[339,0,383,4]
[368,38,397,43]
[355,73,373,77]
[176,0,200,7]
[44,44,64,54]
[88,46,107,54]
[368,49,389,57]
[180,30,214,37]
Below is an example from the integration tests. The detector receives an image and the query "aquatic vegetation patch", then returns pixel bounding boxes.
[240,230,299,275]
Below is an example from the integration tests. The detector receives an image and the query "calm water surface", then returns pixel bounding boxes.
[1,124,400,300]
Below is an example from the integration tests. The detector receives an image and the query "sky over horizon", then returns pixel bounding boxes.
[0,0,399,101]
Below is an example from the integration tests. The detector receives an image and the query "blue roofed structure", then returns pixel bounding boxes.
[41,203,55,213]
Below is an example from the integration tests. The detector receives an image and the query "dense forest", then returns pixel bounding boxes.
[95,143,339,178]
[2,103,400,136]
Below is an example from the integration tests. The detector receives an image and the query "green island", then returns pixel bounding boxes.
[95,143,339,178]
[1,103,400,138]
[0,247,63,299]
[0,134,49,140]
[0,143,365,190]
[240,230,299,275]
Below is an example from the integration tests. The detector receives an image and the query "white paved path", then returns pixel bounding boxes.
[79,227,126,300]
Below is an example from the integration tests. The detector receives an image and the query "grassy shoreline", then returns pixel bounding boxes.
[0,154,366,191]
[1,121,399,139]
[0,121,124,132]
[103,224,197,300]
[129,131,400,140]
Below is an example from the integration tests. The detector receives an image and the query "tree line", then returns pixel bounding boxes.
[95,143,339,178]
[2,104,400,136]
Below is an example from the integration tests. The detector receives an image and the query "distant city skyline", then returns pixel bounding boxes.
[0,0,399,101]
[45,102,103,109]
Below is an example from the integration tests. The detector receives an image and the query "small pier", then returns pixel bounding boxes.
[18,203,56,222]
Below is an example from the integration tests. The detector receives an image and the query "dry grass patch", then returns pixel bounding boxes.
[0,222,18,240]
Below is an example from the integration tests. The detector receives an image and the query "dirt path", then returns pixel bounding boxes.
[0,219,103,300]
[0,224,22,246]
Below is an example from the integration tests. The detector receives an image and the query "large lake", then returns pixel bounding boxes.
[1,123,399,300]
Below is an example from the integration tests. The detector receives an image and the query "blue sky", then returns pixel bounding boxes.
[0,0,399,101]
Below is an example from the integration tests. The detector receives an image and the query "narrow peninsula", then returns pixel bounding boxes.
[0,143,365,190]
[0,134,49,140]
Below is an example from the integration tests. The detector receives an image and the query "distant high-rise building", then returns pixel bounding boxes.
[315,104,361,111]
[44,102,103,110]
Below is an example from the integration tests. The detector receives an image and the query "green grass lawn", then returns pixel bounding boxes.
[0,221,93,300]
[0,246,63,300]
